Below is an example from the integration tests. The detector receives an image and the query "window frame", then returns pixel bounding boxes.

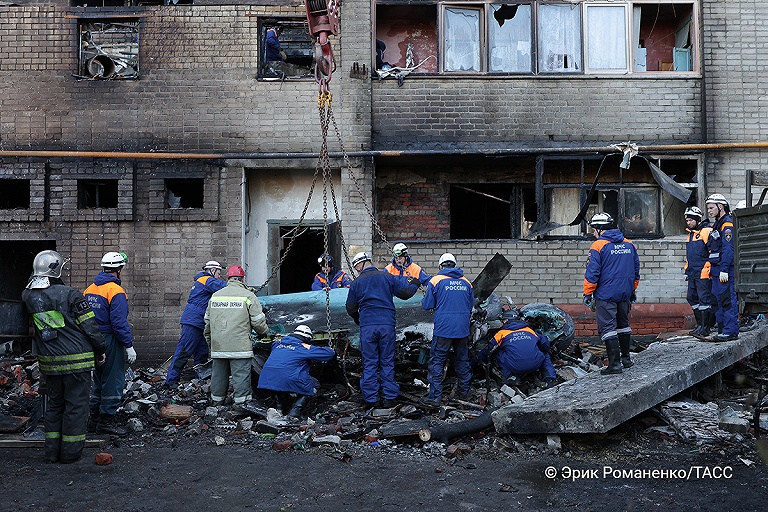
[257,17,315,81]
[75,17,140,80]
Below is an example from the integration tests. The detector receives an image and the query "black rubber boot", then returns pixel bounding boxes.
[87,409,100,434]
[618,333,633,368]
[96,414,127,437]
[601,338,623,375]
[698,309,714,337]
[287,395,310,419]
[689,309,703,335]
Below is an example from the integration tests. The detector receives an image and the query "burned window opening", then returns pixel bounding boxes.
[78,179,119,209]
[259,19,314,80]
[76,20,139,80]
[375,1,697,76]
[450,184,534,239]
[166,178,204,209]
[0,180,31,209]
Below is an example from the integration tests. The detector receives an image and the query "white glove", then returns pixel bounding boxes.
[719,272,729,283]
[126,346,137,364]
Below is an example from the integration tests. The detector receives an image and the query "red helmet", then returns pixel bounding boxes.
[227,265,245,278]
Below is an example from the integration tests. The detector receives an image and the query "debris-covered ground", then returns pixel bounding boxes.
[3,323,768,511]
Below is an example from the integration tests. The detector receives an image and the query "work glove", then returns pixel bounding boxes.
[719,272,729,283]
[126,346,137,365]
[583,294,595,312]
[684,274,688,281]
[279,50,287,61]
[630,292,637,304]
[96,353,106,366]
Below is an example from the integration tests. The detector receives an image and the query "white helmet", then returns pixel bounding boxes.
[684,206,703,221]
[705,193,729,206]
[101,251,127,271]
[351,251,371,267]
[438,253,456,268]
[589,212,614,230]
[392,243,408,257]
[203,260,223,271]
[32,250,66,278]
[293,324,313,341]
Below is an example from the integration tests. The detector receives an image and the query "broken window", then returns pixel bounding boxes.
[537,155,701,239]
[76,19,139,80]
[0,180,30,209]
[78,179,119,208]
[376,1,696,75]
[259,19,313,80]
[450,184,536,239]
[165,179,204,209]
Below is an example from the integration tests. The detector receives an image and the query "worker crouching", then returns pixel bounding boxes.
[257,325,336,419]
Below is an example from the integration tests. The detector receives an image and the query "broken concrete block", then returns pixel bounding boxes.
[253,420,280,435]
[214,435,226,446]
[95,452,113,465]
[500,385,517,398]
[159,404,194,421]
[123,401,141,415]
[312,434,341,446]
[719,407,750,434]
[547,434,561,450]
[204,406,218,423]
[238,418,254,431]
[127,418,144,432]
[140,383,152,395]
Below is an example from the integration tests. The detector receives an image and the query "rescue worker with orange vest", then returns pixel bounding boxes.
[704,193,739,341]
[683,206,716,337]
[84,251,134,436]
[475,300,556,388]
[583,212,640,375]
[384,243,431,285]
[165,260,227,387]
[22,250,106,463]
[419,253,474,407]
[311,253,351,291]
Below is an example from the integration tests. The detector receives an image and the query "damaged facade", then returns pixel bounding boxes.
[0,0,766,363]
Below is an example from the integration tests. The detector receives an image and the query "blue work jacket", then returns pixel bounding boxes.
[477,320,550,377]
[311,269,352,291]
[181,271,226,329]
[345,266,417,327]
[707,214,735,271]
[384,256,432,285]
[584,229,640,302]
[421,267,474,338]
[685,221,713,279]
[258,334,335,395]
[84,272,133,348]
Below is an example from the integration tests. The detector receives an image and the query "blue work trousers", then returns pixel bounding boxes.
[90,333,126,416]
[166,324,209,384]
[686,276,714,311]
[359,324,399,403]
[711,268,738,335]
[426,336,472,400]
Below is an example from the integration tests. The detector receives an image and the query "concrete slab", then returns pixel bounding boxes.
[492,325,768,434]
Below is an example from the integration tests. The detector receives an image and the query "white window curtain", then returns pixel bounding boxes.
[586,5,627,71]
[444,8,481,72]
[489,4,532,73]
[538,3,582,72]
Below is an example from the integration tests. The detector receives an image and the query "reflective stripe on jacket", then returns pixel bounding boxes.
[706,214,734,270]
[477,321,550,378]
[204,279,268,359]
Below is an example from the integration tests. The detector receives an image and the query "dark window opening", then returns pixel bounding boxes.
[78,179,118,208]
[77,20,139,80]
[166,179,204,209]
[259,19,314,80]
[0,180,30,209]
[450,184,523,239]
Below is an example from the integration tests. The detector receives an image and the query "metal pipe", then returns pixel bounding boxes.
[2,141,768,161]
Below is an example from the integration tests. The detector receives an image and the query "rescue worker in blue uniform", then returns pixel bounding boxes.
[683,206,716,338]
[384,243,432,285]
[265,25,285,62]
[704,193,739,341]
[165,260,226,387]
[22,250,106,463]
[419,253,474,407]
[84,251,134,436]
[476,304,556,388]
[345,251,418,408]
[311,253,352,291]
[258,325,336,418]
[583,213,640,375]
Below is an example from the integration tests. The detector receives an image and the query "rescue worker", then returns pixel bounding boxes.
[85,251,135,436]
[311,253,352,291]
[704,193,739,341]
[475,304,556,388]
[384,243,431,285]
[165,260,226,387]
[345,251,418,408]
[22,250,106,463]
[205,265,269,410]
[265,24,286,62]
[683,207,716,337]
[583,213,640,375]
[419,253,474,407]
[257,325,336,419]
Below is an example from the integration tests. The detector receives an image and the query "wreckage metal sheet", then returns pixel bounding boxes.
[492,325,768,434]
